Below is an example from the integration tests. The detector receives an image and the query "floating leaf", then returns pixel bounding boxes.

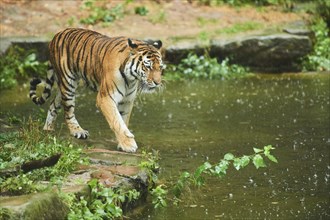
[266,154,278,163]
[224,153,235,161]
[233,158,241,170]
[239,155,250,168]
[253,148,263,154]
[252,154,266,169]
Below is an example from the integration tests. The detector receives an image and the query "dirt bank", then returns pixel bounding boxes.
[0,0,308,45]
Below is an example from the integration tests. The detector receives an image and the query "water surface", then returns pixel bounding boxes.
[0,73,329,219]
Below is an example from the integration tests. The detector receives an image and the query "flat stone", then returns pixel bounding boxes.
[209,33,312,72]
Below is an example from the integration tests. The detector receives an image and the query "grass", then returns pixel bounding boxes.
[215,21,264,34]
[0,116,88,195]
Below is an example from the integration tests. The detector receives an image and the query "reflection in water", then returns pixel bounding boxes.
[0,73,329,219]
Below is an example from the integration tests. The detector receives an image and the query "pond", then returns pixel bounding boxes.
[0,73,329,219]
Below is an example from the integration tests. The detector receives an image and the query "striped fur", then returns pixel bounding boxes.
[29,28,164,152]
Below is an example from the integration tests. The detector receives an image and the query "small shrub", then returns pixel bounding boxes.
[135,6,149,16]
[80,0,124,25]
[65,179,140,219]
[302,18,330,71]
[0,46,47,90]
[167,53,248,80]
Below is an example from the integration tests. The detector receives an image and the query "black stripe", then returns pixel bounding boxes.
[89,39,97,77]
[60,79,75,96]
[101,37,123,64]
[120,70,129,87]
[46,77,53,87]
[109,39,126,54]
[113,82,124,97]
[62,96,74,101]
[119,111,128,116]
[66,29,80,72]
[30,78,41,87]
[44,88,51,98]
[96,39,109,57]
[76,32,95,71]
[65,115,75,120]
[63,104,74,112]
[126,88,136,96]
[72,32,87,73]
[105,83,116,103]
[118,45,127,53]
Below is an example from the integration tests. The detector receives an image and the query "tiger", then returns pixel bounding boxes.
[29,28,164,153]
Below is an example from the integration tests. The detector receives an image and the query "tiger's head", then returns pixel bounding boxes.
[127,38,164,93]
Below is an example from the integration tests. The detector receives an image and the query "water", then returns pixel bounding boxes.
[0,73,329,219]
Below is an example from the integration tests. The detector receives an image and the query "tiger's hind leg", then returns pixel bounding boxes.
[43,90,62,131]
[60,78,89,139]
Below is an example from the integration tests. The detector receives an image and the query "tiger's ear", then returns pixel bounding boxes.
[128,38,138,49]
[153,40,162,49]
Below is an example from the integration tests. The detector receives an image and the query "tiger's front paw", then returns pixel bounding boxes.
[117,137,138,153]
[71,129,89,139]
[43,123,55,131]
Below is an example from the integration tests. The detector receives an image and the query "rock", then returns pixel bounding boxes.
[283,20,312,36]
[209,33,312,72]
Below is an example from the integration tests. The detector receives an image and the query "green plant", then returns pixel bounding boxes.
[80,0,124,25]
[150,185,168,209]
[0,46,47,90]
[153,145,278,208]
[167,53,248,80]
[139,150,160,189]
[135,6,149,16]
[315,0,330,28]
[150,9,166,24]
[302,18,330,71]
[65,179,140,220]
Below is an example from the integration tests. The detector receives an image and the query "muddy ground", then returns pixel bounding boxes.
[0,0,309,46]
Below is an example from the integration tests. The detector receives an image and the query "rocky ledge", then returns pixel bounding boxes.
[0,149,152,220]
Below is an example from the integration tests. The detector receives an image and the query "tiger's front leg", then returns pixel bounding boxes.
[96,91,138,153]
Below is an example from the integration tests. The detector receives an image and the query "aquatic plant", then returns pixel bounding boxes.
[152,145,278,208]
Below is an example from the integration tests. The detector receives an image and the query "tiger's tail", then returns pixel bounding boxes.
[29,64,55,105]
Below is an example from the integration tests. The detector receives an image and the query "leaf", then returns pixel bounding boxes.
[194,162,212,178]
[252,154,266,169]
[224,153,235,161]
[266,154,278,163]
[233,158,241,170]
[239,155,250,168]
[253,148,263,154]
